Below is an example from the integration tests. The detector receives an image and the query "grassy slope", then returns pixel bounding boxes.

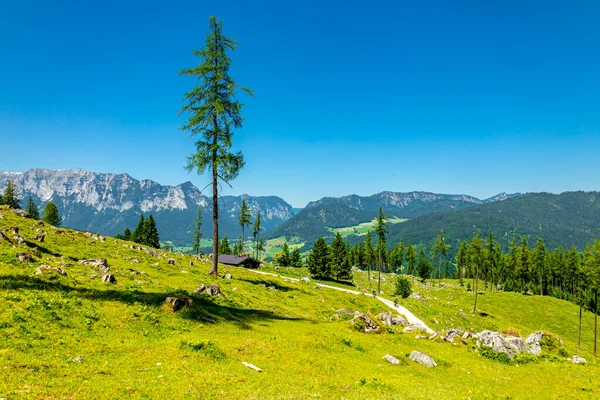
[0,210,598,399]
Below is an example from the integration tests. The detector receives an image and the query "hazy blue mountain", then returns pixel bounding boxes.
[0,168,294,245]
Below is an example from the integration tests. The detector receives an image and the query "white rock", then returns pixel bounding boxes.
[382,354,400,364]
[409,351,437,367]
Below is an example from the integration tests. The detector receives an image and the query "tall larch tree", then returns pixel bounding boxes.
[2,179,21,209]
[252,210,262,259]
[432,230,450,286]
[373,207,388,293]
[193,206,203,254]
[179,16,253,276]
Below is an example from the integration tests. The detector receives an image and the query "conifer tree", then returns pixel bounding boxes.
[432,230,450,286]
[534,237,547,295]
[455,241,468,282]
[123,228,132,241]
[2,179,21,209]
[193,206,203,254]
[25,196,39,219]
[406,243,416,276]
[290,247,303,268]
[373,207,388,293]
[307,237,329,279]
[145,214,161,249]
[274,242,291,266]
[42,202,60,226]
[132,215,146,245]
[417,248,433,282]
[470,232,485,314]
[517,236,530,292]
[257,238,264,261]
[252,210,262,259]
[329,233,351,281]
[238,198,251,254]
[180,16,253,276]
[363,231,375,284]
[219,236,232,255]
[485,231,501,292]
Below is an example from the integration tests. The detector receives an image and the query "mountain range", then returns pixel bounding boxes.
[0,168,294,246]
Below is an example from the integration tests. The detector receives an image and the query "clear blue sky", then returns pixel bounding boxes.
[1,0,598,207]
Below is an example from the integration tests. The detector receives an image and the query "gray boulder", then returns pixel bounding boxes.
[570,355,587,364]
[445,328,462,342]
[462,331,475,339]
[167,258,175,265]
[505,336,529,355]
[403,324,426,333]
[223,273,233,279]
[382,354,400,365]
[17,252,33,263]
[102,274,116,283]
[525,331,562,355]
[79,258,109,272]
[378,312,393,326]
[35,264,67,276]
[475,330,514,359]
[301,277,310,283]
[409,351,437,367]
[351,312,380,333]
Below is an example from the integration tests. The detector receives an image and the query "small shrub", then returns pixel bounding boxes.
[180,340,226,360]
[466,282,471,292]
[394,276,412,299]
[558,348,569,358]
[351,319,365,332]
[479,346,513,365]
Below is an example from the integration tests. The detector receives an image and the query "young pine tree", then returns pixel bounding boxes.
[275,242,291,267]
[238,198,251,254]
[42,202,61,226]
[363,231,375,284]
[329,233,351,281]
[132,215,146,245]
[25,196,39,219]
[252,210,262,259]
[289,247,303,268]
[219,236,232,255]
[123,228,132,241]
[373,207,388,293]
[180,16,253,276]
[470,232,485,314]
[406,244,416,276]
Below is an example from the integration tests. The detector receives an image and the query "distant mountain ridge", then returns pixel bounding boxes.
[266,191,521,244]
[0,168,294,245]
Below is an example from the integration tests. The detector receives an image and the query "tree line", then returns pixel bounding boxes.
[1,179,61,226]
[116,214,161,249]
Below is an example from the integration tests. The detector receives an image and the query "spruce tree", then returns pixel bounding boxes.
[252,210,262,259]
[307,237,329,279]
[373,207,388,293]
[417,248,433,282]
[455,241,468,282]
[406,243,416,276]
[275,242,291,266]
[289,247,302,268]
[42,202,60,226]
[193,205,203,254]
[257,238,264,261]
[2,179,21,209]
[363,231,375,284]
[145,214,161,249]
[238,198,251,254]
[132,215,146,245]
[180,16,253,276]
[25,196,39,219]
[329,233,351,281]
[470,232,485,314]
[123,228,132,241]
[534,237,547,295]
[431,230,450,286]
[218,236,232,255]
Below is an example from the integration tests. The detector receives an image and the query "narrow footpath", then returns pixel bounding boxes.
[247,269,434,334]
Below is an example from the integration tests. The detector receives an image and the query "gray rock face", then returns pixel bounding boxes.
[383,354,400,365]
[223,274,233,279]
[445,328,462,342]
[379,312,408,327]
[475,330,514,359]
[17,252,33,263]
[505,336,529,355]
[525,331,562,355]
[409,351,437,367]
[351,312,380,333]
[462,331,475,339]
[102,274,116,283]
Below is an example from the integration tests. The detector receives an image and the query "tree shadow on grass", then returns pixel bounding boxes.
[23,240,62,257]
[0,274,304,330]
[236,277,300,292]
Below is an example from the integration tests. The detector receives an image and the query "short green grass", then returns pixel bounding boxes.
[329,216,407,238]
[0,209,598,399]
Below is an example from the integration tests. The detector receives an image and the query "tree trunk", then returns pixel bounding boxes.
[540,269,543,296]
[209,130,219,276]
[473,265,479,314]
[594,290,598,357]
[377,251,381,294]
[578,304,582,354]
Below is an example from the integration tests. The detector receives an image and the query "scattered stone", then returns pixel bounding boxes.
[8,226,19,234]
[378,312,408,327]
[167,258,175,265]
[165,296,193,311]
[0,212,4,219]
[301,277,310,283]
[445,328,462,342]
[33,233,45,242]
[11,209,29,217]
[36,220,44,226]
[127,268,142,275]
[131,258,139,263]
[0,231,10,242]
[223,274,233,279]
[338,309,355,316]
[192,284,224,297]
[416,335,428,339]
[101,274,117,284]
[351,312,380,333]
[35,264,67,276]
[267,286,276,291]
[391,315,408,326]
[429,332,439,340]
[17,252,33,263]
[13,235,24,244]
[409,293,423,300]
[409,351,437,367]
[570,355,587,364]
[475,330,514,359]
[382,354,400,364]
[188,261,194,267]
[79,258,109,272]
[525,331,563,355]
[462,331,475,339]
[145,248,159,257]
[242,362,262,372]
[403,324,426,333]
[70,357,84,363]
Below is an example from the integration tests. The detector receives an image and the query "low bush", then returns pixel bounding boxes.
[394,276,412,299]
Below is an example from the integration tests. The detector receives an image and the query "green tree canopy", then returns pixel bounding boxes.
[25,196,39,220]
[42,202,60,226]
